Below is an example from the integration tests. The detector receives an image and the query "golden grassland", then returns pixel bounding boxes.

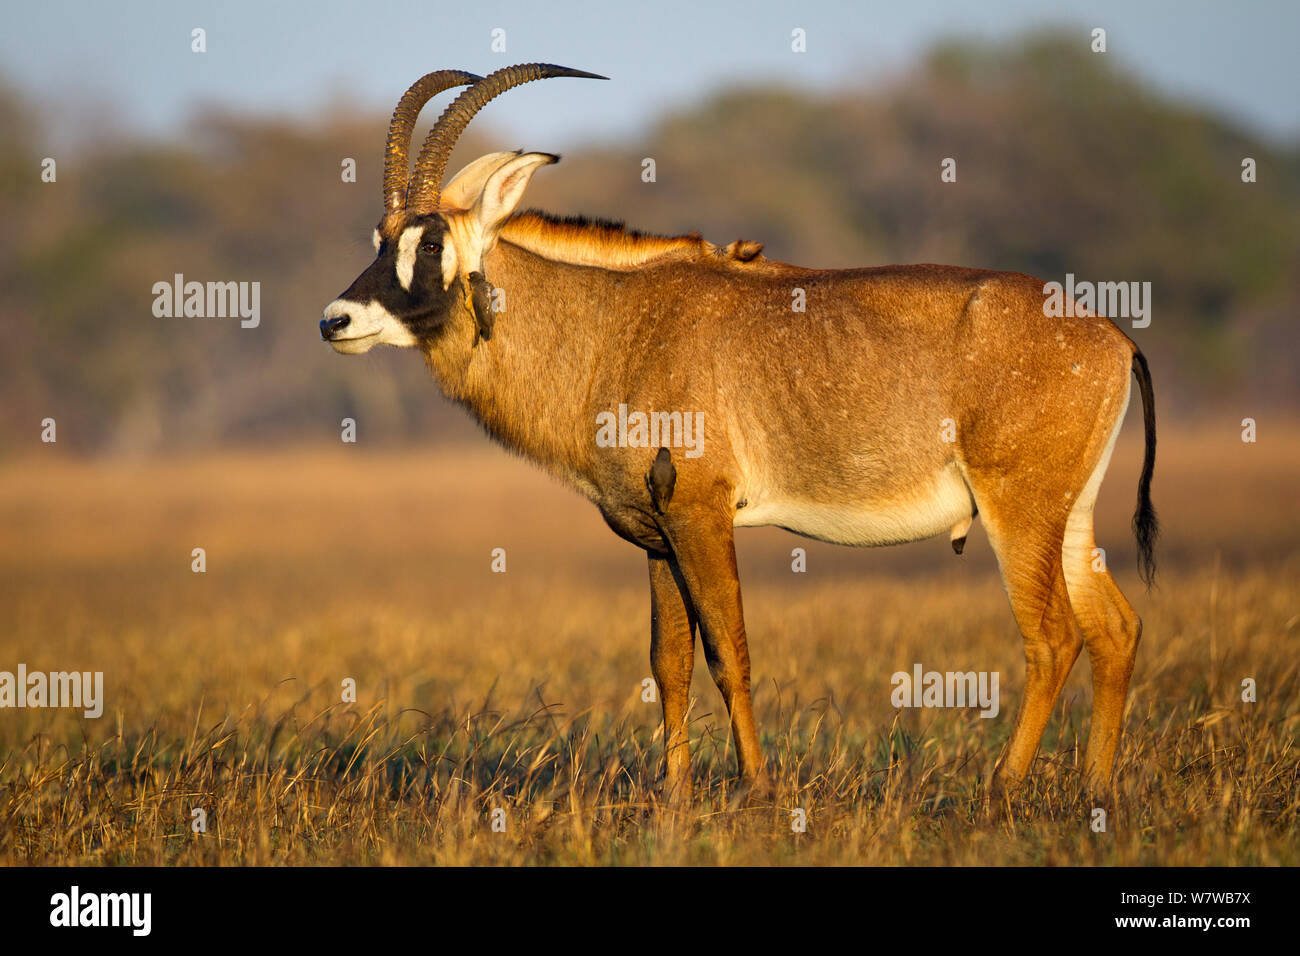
[0,421,1296,865]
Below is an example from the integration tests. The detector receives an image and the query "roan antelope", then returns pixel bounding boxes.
[320,63,1158,801]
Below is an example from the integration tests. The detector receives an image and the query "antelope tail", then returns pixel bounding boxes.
[1131,350,1159,588]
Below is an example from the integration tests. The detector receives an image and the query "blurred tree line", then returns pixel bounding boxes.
[1,33,1296,455]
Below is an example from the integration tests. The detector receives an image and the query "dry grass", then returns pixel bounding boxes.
[0,423,1297,865]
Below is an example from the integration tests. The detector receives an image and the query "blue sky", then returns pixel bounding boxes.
[4,0,1297,148]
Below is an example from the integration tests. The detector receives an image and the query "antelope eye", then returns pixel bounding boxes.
[420,241,442,256]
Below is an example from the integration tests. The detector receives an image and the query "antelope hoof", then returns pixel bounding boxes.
[987,761,1026,807]
[659,774,693,806]
[727,773,774,810]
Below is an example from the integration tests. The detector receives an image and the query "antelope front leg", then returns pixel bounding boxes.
[659,507,765,787]
[648,551,697,801]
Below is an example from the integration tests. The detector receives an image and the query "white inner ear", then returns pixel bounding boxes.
[443,151,523,210]
[471,152,557,260]
[395,226,423,291]
[371,228,381,253]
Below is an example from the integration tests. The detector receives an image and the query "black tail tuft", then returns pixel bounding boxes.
[1132,351,1159,588]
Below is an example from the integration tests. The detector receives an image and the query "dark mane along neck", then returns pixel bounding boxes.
[500,209,766,269]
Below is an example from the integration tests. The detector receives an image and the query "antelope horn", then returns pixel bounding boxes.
[382,69,482,218]
[406,63,608,215]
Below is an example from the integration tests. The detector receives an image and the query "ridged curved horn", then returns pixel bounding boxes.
[383,70,482,215]
[406,63,608,214]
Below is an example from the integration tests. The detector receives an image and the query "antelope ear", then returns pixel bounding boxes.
[442,151,524,211]
[471,151,558,251]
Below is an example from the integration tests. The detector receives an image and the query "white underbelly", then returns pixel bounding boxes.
[733,468,973,547]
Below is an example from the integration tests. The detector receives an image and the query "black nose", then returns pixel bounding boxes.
[320,314,351,340]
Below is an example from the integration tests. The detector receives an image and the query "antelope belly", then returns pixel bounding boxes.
[733,471,972,548]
